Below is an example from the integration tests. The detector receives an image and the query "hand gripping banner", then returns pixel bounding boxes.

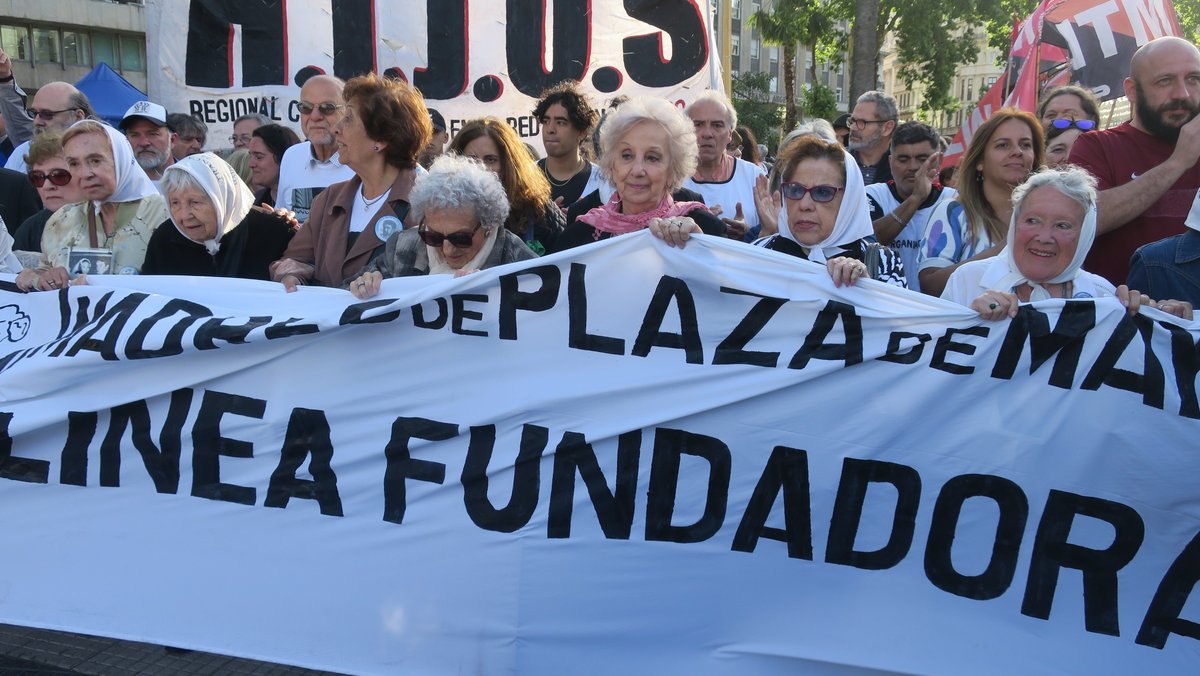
[1,233,1199,674]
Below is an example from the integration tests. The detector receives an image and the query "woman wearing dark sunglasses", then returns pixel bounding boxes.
[752,135,906,288]
[347,154,535,297]
[11,131,84,253]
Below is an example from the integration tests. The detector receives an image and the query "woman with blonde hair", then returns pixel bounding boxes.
[448,117,564,255]
[916,108,1044,296]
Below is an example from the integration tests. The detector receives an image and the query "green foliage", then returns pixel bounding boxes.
[1175,1,1200,43]
[802,83,839,121]
[731,71,783,151]
[752,0,844,130]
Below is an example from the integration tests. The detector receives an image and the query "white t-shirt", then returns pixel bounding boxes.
[276,141,355,224]
[683,158,766,237]
[3,140,29,173]
[348,186,392,233]
[865,183,958,293]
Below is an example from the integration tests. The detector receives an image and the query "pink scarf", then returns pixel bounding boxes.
[577,192,709,235]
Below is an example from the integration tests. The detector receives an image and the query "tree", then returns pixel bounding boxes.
[731,71,784,151]
[802,83,839,120]
[753,0,843,131]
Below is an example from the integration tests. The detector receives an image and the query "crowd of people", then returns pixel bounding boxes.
[1,36,1198,322]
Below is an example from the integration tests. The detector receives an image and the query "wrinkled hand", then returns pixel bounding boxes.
[753,174,780,237]
[34,266,70,291]
[1117,285,1155,316]
[648,216,701,248]
[826,257,868,288]
[722,202,748,240]
[349,271,382,299]
[1151,298,1193,321]
[270,257,312,281]
[0,49,12,82]
[970,290,1020,320]
[256,204,300,230]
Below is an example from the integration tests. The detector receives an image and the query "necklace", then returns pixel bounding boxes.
[359,185,389,209]
[542,158,584,187]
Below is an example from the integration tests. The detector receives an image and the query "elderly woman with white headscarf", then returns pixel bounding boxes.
[14,120,168,291]
[752,135,906,288]
[141,153,294,279]
[942,167,1193,320]
[347,154,536,298]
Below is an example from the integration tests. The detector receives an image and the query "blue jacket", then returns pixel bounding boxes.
[1128,229,1200,307]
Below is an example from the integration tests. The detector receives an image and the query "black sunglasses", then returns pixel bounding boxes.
[1049,119,1096,131]
[297,102,347,116]
[418,223,481,248]
[29,168,72,188]
[780,182,842,203]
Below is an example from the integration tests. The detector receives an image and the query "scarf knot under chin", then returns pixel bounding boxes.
[577,192,708,235]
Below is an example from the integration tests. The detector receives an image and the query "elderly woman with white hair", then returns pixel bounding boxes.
[347,154,536,297]
[554,96,724,252]
[141,153,295,279]
[942,166,1193,320]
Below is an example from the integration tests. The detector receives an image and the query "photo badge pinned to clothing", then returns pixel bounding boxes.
[375,215,403,242]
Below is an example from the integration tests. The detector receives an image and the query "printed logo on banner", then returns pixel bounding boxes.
[0,305,30,342]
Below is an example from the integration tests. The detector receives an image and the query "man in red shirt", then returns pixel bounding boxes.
[1068,36,1200,284]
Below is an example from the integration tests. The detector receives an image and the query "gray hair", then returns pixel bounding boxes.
[770,120,839,191]
[686,90,738,128]
[410,154,511,231]
[234,113,270,127]
[159,164,209,201]
[167,112,208,139]
[856,90,899,122]
[1012,166,1097,217]
[598,96,698,193]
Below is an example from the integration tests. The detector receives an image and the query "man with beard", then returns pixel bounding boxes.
[866,122,956,292]
[1069,36,1200,284]
[120,101,175,182]
[275,75,353,222]
[848,91,898,184]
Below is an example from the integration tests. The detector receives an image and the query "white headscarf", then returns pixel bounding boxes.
[994,186,1098,301]
[777,148,873,263]
[161,153,255,255]
[71,120,160,207]
[1186,188,1200,233]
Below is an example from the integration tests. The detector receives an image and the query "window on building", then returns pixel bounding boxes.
[93,33,118,68]
[771,76,778,92]
[0,25,29,61]
[119,35,144,72]
[751,40,760,59]
[836,87,843,102]
[731,34,739,58]
[32,28,60,64]
[63,31,89,67]
[732,0,740,19]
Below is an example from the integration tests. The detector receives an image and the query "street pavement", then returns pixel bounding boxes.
[0,624,344,675]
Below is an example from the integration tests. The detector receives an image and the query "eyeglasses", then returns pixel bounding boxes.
[780,182,842,203]
[228,133,253,145]
[26,107,79,120]
[298,102,347,116]
[418,223,481,248]
[847,117,887,129]
[1048,118,1096,131]
[28,168,72,188]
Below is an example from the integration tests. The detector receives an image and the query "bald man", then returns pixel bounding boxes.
[275,74,354,222]
[1,79,92,173]
[1069,36,1200,284]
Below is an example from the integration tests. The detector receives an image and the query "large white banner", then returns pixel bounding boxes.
[147,0,722,148]
[1,233,1199,674]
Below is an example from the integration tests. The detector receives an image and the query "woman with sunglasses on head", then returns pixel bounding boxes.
[272,73,430,291]
[347,154,535,297]
[915,108,1044,296]
[1044,119,1095,168]
[12,131,85,253]
[1037,85,1101,130]
[448,117,564,256]
[15,120,167,291]
[752,134,906,287]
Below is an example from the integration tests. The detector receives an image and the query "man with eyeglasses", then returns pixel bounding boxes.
[119,101,176,182]
[230,113,268,150]
[847,91,899,185]
[1069,36,1200,285]
[865,122,956,292]
[0,66,93,174]
[275,75,354,223]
